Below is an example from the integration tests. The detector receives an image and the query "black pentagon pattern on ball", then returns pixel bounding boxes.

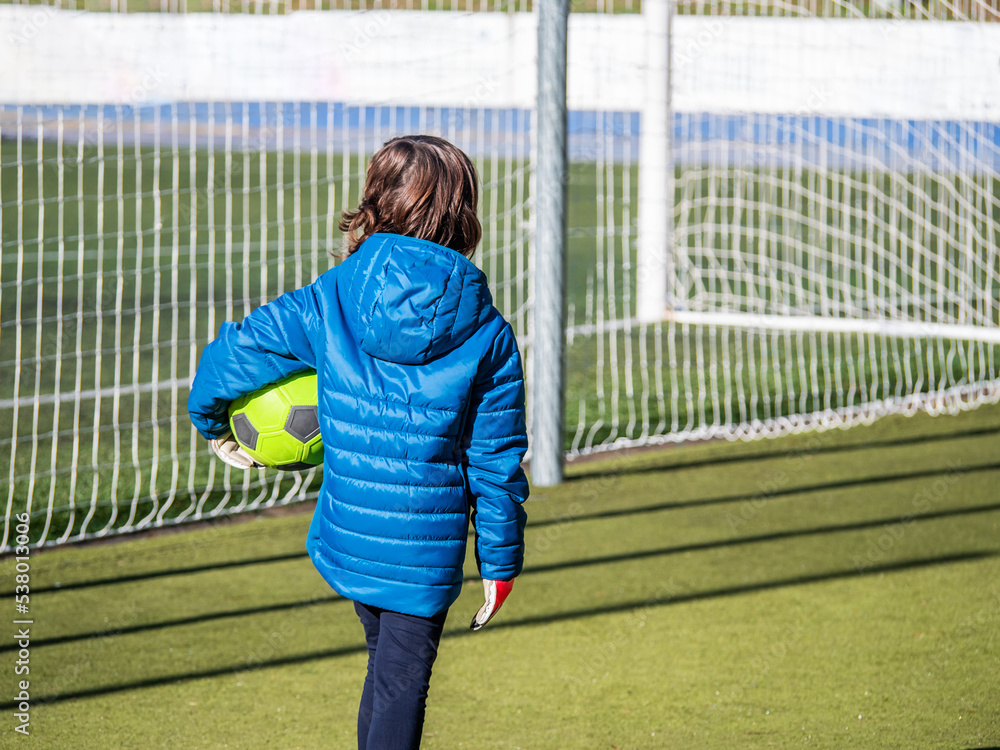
[231,412,259,450]
[276,461,317,471]
[285,405,321,443]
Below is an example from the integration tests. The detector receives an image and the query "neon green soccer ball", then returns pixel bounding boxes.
[228,371,323,470]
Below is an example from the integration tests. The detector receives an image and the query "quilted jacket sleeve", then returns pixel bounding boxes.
[187,284,324,439]
[465,321,530,581]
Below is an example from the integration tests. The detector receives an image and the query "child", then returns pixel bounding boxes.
[187,135,529,749]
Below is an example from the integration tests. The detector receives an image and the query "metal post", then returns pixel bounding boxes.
[531,0,569,487]
[636,0,671,323]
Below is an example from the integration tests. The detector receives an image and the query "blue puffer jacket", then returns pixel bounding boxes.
[187,234,529,617]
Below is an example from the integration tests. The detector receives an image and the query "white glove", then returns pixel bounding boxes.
[209,431,263,470]
[470,578,514,631]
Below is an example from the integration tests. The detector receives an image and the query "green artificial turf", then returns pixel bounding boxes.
[2,402,999,748]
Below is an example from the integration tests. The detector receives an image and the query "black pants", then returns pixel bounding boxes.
[354,600,448,750]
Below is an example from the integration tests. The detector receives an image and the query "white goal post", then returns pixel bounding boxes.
[636,11,1000,342]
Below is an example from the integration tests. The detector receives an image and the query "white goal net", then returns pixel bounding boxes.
[0,2,535,550]
[565,0,1000,455]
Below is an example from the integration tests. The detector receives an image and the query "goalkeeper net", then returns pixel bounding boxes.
[0,2,533,549]
[1,0,998,550]
[566,0,1000,455]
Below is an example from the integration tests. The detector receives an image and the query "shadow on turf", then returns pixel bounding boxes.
[525,500,1000,576]
[21,551,307,596]
[14,497,1000,654]
[0,594,350,653]
[8,549,997,710]
[10,460,999,599]
[531,460,1000,530]
[565,423,1000,483]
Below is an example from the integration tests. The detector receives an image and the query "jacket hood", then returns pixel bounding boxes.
[337,233,494,365]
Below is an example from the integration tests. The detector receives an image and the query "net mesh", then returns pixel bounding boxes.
[0,6,531,549]
[566,0,1000,456]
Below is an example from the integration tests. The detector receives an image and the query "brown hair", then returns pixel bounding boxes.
[338,135,482,258]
